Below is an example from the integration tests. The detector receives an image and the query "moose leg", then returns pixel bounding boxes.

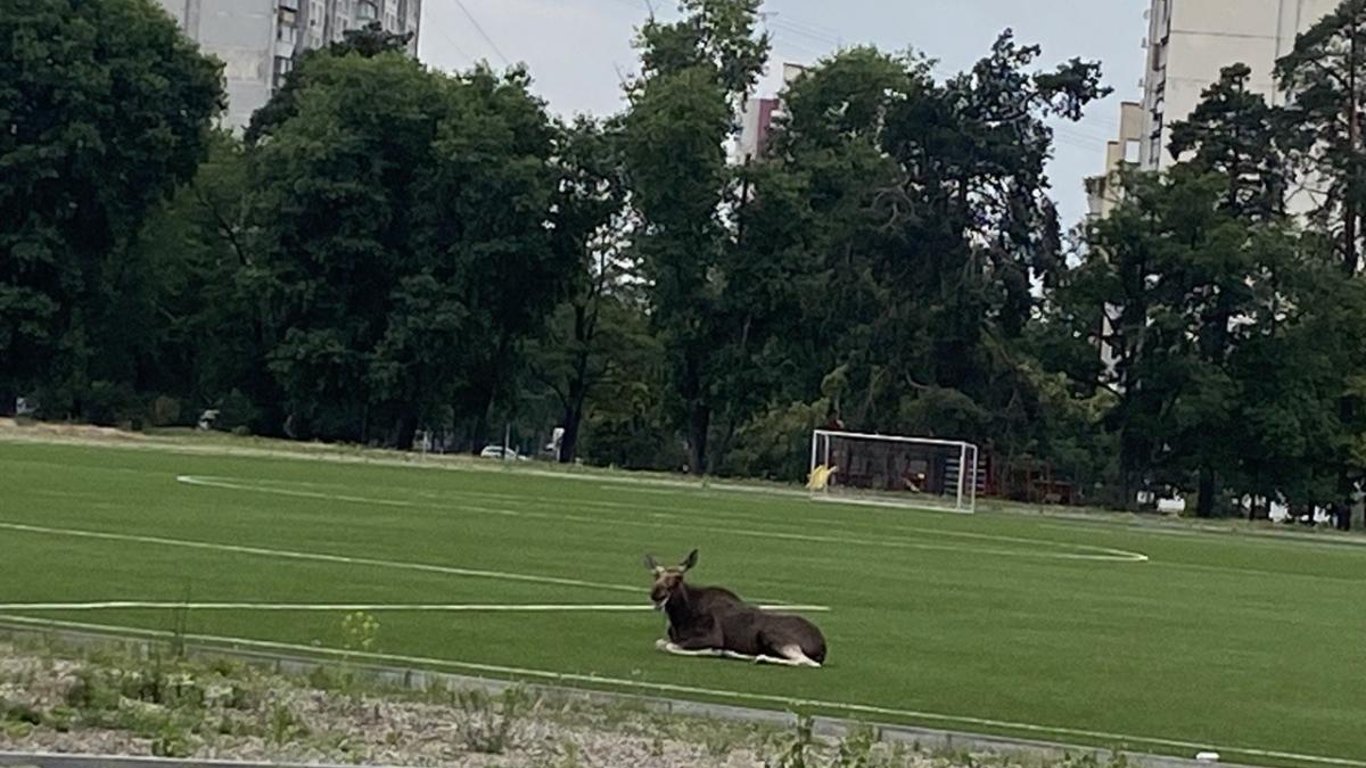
[655,639,722,657]
[654,636,724,658]
[753,645,822,668]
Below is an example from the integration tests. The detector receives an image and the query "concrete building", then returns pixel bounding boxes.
[1140,0,1337,170]
[1087,0,1339,218]
[1085,101,1145,222]
[154,0,422,131]
[735,62,809,164]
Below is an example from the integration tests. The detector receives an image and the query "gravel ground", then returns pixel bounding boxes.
[0,642,980,768]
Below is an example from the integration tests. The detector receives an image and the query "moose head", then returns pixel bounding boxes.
[643,549,698,610]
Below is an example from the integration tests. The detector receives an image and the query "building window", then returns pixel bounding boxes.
[357,0,378,22]
[273,55,293,89]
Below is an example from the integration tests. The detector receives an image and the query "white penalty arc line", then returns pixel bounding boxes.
[0,521,830,611]
[175,475,1150,564]
[0,614,1358,768]
[0,601,829,613]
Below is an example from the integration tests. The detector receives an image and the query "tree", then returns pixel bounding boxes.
[525,118,638,463]
[245,20,414,144]
[621,0,772,474]
[740,34,1108,485]
[1275,0,1366,274]
[126,132,270,426]
[251,53,566,448]
[0,0,222,418]
[1169,63,1300,222]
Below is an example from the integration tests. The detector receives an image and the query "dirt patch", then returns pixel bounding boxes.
[0,418,148,442]
[0,641,985,768]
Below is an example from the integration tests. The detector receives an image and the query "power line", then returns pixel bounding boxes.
[449,0,511,67]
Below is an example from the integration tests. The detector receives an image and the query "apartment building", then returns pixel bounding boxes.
[1087,0,1339,220]
[154,0,422,131]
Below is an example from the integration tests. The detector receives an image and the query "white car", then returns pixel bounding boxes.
[479,445,526,461]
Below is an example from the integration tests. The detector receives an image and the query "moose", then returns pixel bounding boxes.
[644,549,827,668]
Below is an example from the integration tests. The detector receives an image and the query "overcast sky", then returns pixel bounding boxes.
[417,0,1151,227]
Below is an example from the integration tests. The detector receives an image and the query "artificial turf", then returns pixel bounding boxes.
[1,437,1364,766]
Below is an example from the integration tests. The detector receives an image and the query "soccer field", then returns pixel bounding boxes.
[1,438,1364,766]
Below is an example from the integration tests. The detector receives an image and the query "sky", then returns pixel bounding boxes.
[417,0,1151,228]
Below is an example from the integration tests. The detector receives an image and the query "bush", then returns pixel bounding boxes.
[81,380,143,428]
[214,389,260,433]
[149,395,183,427]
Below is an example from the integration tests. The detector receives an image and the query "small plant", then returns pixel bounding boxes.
[766,715,818,768]
[265,701,308,745]
[42,706,76,733]
[340,611,380,654]
[0,699,42,726]
[830,723,880,768]
[455,686,534,754]
[703,725,739,758]
[65,668,120,711]
[151,722,193,758]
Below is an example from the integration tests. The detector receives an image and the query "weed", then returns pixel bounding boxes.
[766,715,818,768]
[834,723,882,768]
[340,611,380,654]
[0,700,42,726]
[265,701,308,745]
[455,686,535,754]
[151,722,193,758]
[42,706,76,733]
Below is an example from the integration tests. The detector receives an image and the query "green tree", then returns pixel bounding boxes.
[252,53,565,448]
[0,0,222,418]
[127,132,270,426]
[740,35,1108,486]
[1169,63,1300,222]
[526,118,639,463]
[1275,0,1366,274]
[621,0,772,474]
[245,20,414,145]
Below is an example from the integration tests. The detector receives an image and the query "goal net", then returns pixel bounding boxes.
[807,429,981,513]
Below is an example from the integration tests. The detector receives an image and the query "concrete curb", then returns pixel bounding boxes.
[0,623,1261,768]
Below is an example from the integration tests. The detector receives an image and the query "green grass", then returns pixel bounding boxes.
[2,437,1365,766]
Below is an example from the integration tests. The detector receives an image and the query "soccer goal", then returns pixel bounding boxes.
[807,429,981,513]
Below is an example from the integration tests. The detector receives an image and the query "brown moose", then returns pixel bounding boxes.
[644,549,827,668]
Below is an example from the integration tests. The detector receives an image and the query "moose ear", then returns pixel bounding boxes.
[643,554,660,572]
[680,549,699,572]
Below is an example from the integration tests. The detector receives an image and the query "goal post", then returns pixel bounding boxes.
[806,429,981,513]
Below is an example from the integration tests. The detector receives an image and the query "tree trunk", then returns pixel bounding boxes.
[394,410,419,452]
[1196,465,1218,518]
[688,403,710,477]
[558,405,583,464]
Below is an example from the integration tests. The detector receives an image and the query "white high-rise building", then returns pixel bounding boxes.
[1087,0,1339,219]
[1137,0,1338,170]
[154,0,422,131]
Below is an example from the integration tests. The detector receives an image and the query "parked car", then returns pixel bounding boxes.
[478,445,526,461]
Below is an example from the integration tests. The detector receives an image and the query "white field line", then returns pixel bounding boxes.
[0,520,637,594]
[176,475,1150,563]
[0,614,1359,768]
[0,521,830,611]
[0,601,829,613]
